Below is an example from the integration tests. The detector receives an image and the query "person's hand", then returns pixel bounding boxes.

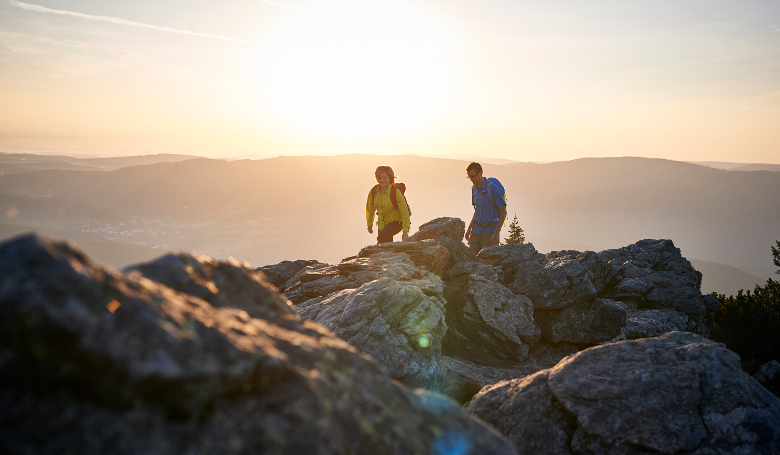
[465,230,471,241]
[402,232,409,241]
[367,227,373,234]
[490,230,501,245]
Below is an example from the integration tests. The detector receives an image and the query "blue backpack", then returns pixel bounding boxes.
[472,177,506,210]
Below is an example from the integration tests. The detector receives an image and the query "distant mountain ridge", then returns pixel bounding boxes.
[1,154,778,295]
[0,152,200,174]
[689,161,780,172]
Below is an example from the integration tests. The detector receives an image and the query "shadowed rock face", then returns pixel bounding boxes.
[440,342,579,404]
[509,254,599,310]
[0,234,516,455]
[465,332,780,455]
[443,262,540,362]
[613,305,703,341]
[755,361,780,397]
[534,298,626,344]
[479,239,707,320]
[126,252,298,323]
[598,239,706,318]
[479,245,599,310]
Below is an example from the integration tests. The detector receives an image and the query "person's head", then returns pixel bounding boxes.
[375,165,395,186]
[466,162,483,183]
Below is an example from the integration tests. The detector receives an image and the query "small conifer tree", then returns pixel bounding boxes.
[772,240,780,274]
[502,213,525,245]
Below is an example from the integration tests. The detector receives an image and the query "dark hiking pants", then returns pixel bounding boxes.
[377,221,402,243]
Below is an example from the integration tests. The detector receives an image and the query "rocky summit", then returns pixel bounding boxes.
[2,214,780,455]
[0,233,514,455]
[272,218,723,398]
[264,216,780,453]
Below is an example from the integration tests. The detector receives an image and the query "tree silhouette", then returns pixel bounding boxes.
[502,213,525,245]
[712,241,780,395]
[772,240,780,274]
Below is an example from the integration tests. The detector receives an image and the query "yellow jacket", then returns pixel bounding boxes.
[366,184,411,232]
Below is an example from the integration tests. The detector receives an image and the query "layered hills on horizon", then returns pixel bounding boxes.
[0,153,778,296]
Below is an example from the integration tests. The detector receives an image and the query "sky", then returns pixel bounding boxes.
[1,0,779,163]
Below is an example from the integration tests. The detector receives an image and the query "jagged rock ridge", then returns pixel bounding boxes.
[271,217,718,396]
[263,216,780,453]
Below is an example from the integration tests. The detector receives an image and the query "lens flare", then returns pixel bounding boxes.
[433,430,472,455]
[418,336,429,348]
[107,299,121,313]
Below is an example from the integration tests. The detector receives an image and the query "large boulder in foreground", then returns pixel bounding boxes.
[0,234,515,455]
[465,331,780,455]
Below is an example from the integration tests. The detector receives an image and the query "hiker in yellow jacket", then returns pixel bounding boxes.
[366,165,411,243]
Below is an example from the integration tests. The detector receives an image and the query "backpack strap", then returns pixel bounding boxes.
[485,180,494,208]
[374,184,411,216]
[473,181,497,208]
[390,184,399,207]
[370,184,380,203]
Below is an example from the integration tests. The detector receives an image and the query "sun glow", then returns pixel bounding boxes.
[255,0,456,139]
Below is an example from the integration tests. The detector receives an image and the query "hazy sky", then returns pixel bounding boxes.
[1,0,779,162]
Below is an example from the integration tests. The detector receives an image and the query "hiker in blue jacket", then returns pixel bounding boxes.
[464,162,507,254]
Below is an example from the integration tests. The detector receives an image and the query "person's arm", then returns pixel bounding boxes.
[366,190,376,234]
[489,182,507,245]
[490,205,507,245]
[465,212,476,241]
[396,187,411,239]
[465,186,476,241]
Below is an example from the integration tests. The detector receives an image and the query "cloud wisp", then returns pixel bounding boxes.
[2,0,259,45]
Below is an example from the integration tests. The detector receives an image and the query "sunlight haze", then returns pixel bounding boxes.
[1,0,779,162]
